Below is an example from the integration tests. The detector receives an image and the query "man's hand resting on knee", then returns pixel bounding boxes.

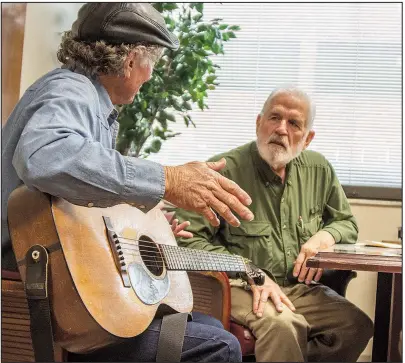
[293,230,335,285]
[251,274,295,318]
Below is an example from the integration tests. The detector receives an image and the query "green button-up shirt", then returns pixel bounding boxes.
[175,141,358,286]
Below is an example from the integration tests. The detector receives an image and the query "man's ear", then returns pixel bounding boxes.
[303,130,315,149]
[123,51,136,78]
[256,114,261,134]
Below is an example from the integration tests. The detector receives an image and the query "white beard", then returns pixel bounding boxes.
[257,136,305,170]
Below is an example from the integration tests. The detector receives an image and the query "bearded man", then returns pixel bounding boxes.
[174,86,373,362]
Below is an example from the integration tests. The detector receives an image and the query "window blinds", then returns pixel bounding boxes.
[148,3,401,188]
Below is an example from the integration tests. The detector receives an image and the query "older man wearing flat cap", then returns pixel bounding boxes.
[2,3,247,362]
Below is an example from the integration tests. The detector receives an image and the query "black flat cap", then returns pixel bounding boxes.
[71,3,179,50]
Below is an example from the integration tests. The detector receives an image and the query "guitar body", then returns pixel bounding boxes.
[8,186,193,354]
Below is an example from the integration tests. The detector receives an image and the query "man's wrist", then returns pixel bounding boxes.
[315,230,337,249]
[320,228,340,244]
[163,166,174,200]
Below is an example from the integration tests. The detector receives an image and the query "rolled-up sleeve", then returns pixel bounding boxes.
[321,163,358,244]
[12,80,164,210]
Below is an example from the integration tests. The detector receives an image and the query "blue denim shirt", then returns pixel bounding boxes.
[2,68,165,248]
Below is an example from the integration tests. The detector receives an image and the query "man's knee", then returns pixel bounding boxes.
[183,323,242,362]
[192,312,224,329]
[252,308,308,339]
[225,331,243,362]
[335,303,374,351]
[209,329,242,362]
[347,306,374,344]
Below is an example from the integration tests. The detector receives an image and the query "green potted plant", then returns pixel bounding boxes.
[116,3,240,157]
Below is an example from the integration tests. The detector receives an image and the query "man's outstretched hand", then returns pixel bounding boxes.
[163,158,254,227]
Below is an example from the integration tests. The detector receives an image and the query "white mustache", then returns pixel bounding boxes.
[267,137,288,149]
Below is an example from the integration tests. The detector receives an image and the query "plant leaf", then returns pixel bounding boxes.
[118,3,239,158]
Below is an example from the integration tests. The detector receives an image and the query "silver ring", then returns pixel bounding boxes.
[260,298,267,302]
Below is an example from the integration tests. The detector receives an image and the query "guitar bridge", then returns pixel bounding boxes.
[103,216,130,287]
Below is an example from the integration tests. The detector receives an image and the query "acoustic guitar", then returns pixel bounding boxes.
[8,186,263,354]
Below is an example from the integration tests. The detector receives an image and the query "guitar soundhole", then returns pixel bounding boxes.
[139,235,164,277]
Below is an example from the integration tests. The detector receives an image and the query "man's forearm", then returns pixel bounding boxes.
[317,230,337,249]
[322,220,358,244]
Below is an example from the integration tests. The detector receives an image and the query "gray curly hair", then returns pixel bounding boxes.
[57,31,164,77]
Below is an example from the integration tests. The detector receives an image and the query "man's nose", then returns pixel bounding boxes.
[275,119,288,135]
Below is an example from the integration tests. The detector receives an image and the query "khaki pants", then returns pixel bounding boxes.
[230,280,373,362]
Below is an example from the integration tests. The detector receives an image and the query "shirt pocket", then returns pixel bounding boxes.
[226,221,272,262]
[296,206,324,244]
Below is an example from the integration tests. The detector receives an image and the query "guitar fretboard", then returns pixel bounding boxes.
[160,244,246,272]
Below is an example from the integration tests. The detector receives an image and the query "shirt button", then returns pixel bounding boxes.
[139,205,146,209]
[281,197,285,203]
[282,224,286,229]
[287,250,291,256]
[265,182,270,187]
[87,202,94,208]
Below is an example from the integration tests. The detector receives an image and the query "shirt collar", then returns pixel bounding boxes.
[71,67,118,125]
[92,79,118,125]
[251,141,293,186]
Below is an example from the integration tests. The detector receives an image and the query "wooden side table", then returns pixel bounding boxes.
[307,249,402,362]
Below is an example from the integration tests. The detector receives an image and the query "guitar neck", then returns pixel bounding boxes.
[160,244,246,272]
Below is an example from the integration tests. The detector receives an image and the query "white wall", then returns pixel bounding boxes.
[20,3,83,95]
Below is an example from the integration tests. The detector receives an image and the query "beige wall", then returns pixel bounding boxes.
[346,199,402,361]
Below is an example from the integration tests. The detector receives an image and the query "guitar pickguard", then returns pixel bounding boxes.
[127,262,170,305]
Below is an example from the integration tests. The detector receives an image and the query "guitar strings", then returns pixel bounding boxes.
[121,255,244,271]
[123,256,230,270]
[120,249,240,264]
[118,250,241,271]
[115,236,243,261]
[119,248,243,267]
[106,235,245,271]
[116,249,244,271]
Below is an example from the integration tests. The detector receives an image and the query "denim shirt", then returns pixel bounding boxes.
[2,68,165,248]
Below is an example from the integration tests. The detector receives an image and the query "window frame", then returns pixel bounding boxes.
[343,186,402,201]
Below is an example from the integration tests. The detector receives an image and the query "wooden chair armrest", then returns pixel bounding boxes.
[187,271,231,331]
